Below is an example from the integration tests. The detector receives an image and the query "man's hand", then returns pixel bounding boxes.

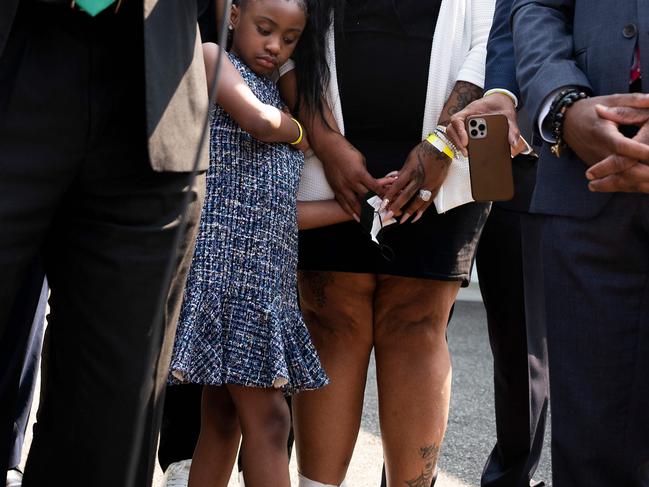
[588,162,649,193]
[320,140,383,220]
[585,104,649,193]
[585,105,649,180]
[446,92,520,157]
[563,93,649,167]
[382,141,451,223]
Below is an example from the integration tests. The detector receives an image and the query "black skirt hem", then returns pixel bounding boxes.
[297,266,471,287]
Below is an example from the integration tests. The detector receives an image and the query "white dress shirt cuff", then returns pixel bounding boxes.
[483,88,519,108]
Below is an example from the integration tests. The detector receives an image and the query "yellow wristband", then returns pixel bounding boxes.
[290,117,304,145]
[425,133,455,159]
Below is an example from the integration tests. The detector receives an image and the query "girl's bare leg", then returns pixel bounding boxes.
[188,385,241,487]
[227,385,292,487]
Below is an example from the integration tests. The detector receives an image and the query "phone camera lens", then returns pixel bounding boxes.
[470,120,478,127]
[471,129,479,137]
[478,124,486,131]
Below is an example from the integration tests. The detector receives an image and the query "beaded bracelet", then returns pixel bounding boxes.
[549,89,589,157]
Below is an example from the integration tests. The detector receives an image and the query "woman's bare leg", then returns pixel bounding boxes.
[188,385,241,487]
[373,276,460,486]
[227,385,292,487]
[293,271,375,485]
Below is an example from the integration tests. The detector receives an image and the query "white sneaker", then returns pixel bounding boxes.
[6,469,22,487]
[162,460,192,487]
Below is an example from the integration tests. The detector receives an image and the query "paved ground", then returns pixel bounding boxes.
[22,289,552,486]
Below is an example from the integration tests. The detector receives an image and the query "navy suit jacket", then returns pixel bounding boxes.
[486,0,537,212]
[485,0,519,99]
[511,0,646,218]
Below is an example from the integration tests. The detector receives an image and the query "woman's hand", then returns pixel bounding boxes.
[381,80,483,223]
[382,141,452,223]
[319,141,382,220]
[376,171,399,193]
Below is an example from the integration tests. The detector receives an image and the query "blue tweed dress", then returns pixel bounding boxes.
[169,53,328,392]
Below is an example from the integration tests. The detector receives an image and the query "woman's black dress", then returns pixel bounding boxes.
[298,0,490,285]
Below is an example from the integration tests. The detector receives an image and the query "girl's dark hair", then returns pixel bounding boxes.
[291,0,334,125]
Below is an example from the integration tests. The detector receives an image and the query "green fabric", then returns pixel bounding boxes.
[75,0,116,16]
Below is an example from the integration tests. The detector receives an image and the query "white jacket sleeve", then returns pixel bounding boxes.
[456,0,496,89]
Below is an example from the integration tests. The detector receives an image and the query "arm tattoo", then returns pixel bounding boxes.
[448,81,483,116]
[404,444,441,487]
[416,141,451,177]
[438,81,484,126]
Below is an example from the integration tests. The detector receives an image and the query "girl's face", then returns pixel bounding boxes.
[230,0,307,76]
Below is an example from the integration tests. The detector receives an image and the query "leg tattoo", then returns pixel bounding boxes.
[301,271,334,308]
[404,444,440,487]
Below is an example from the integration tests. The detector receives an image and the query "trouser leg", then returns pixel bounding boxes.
[8,274,47,471]
[539,194,649,487]
[0,4,204,486]
[159,384,204,471]
[0,5,85,480]
[477,206,546,487]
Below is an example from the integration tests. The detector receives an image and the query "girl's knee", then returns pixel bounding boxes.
[239,393,291,443]
[201,388,239,438]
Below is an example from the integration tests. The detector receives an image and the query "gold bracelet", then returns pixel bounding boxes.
[289,117,304,145]
[425,133,455,159]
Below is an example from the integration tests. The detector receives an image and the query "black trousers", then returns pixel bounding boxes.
[526,194,649,487]
[9,274,47,472]
[0,262,46,481]
[476,205,548,487]
[0,3,203,486]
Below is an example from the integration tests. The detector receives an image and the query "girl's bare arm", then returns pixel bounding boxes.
[203,43,302,144]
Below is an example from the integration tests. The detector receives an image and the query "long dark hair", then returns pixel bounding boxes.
[291,0,335,125]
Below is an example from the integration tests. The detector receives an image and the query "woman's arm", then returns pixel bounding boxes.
[384,81,483,221]
[279,70,382,219]
[297,200,353,230]
[453,0,495,99]
[202,43,302,144]
[437,81,484,127]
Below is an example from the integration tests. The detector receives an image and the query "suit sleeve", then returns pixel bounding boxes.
[456,0,496,89]
[484,0,518,99]
[511,0,592,135]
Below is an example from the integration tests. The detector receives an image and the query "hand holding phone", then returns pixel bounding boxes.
[466,114,515,201]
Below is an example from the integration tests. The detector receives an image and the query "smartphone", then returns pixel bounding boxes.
[466,114,515,201]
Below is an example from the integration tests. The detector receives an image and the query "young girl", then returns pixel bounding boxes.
[168,1,335,486]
